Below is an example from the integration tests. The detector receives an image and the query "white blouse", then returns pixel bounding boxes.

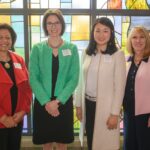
[85,52,101,101]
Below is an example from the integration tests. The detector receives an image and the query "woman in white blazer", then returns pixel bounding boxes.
[123,26,150,150]
[75,17,126,150]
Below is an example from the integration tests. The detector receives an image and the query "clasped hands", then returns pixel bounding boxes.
[0,111,25,128]
[45,100,60,117]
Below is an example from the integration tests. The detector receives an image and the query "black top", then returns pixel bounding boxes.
[123,57,149,116]
[51,55,59,99]
[0,60,18,115]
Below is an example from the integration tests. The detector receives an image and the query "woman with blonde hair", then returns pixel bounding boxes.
[123,26,150,150]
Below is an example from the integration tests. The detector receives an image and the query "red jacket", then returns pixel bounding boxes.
[0,51,32,128]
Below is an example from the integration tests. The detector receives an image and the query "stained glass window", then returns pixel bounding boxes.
[0,0,150,135]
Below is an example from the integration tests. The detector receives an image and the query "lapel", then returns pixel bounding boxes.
[83,53,92,82]
[0,63,13,84]
[136,56,150,79]
[126,56,132,77]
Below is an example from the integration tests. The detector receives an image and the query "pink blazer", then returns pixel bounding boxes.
[135,57,150,116]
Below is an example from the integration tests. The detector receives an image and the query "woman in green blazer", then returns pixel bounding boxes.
[29,9,79,150]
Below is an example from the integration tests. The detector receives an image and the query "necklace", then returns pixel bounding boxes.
[4,62,10,69]
[0,53,11,69]
[48,39,63,49]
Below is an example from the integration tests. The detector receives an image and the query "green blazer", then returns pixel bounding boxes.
[29,40,79,105]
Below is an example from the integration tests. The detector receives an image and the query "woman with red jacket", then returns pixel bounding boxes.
[0,23,32,150]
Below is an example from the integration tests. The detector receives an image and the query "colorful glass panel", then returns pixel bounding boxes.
[29,0,90,8]
[97,0,150,9]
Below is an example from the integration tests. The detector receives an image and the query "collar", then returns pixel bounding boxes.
[127,56,149,63]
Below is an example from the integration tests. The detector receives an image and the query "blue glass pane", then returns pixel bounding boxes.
[114,16,122,48]
[65,24,71,32]
[11,0,23,8]
[12,22,24,33]
[12,15,23,22]
[15,33,24,47]
[72,40,89,51]
[61,0,71,2]
[64,15,71,24]
[61,3,71,8]
[129,17,150,31]
[12,22,24,48]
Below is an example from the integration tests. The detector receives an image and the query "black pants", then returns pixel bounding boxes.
[0,123,23,150]
[123,113,150,150]
[85,99,96,150]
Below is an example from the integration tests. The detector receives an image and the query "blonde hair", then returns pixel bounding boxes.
[127,26,150,58]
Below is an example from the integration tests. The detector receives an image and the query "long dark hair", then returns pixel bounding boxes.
[0,23,17,51]
[86,17,118,55]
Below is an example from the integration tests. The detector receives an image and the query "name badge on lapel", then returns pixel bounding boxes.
[14,63,22,69]
[104,55,112,63]
[62,49,72,56]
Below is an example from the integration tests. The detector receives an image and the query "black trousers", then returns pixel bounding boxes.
[85,99,96,150]
[0,123,23,150]
[123,113,150,150]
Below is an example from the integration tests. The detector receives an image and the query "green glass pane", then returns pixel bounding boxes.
[15,48,24,58]
[62,32,71,42]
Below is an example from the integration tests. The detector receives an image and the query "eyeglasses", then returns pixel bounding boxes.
[46,21,61,27]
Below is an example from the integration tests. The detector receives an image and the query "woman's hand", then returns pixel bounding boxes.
[45,100,60,117]
[0,115,17,128]
[76,107,82,121]
[106,114,119,130]
[13,111,26,124]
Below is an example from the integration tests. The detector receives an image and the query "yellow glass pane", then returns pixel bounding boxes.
[126,0,149,9]
[122,17,130,55]
[0,3,10,8]
[0,16,10,24]
[71,16,89,41]
[31,16,40,26]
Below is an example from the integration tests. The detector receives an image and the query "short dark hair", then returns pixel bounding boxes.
[0,23,17,51]
[42,9,65,36]
[86,17,118,55]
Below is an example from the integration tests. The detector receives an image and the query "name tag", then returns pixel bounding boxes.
[62,49,72,56]
[104,55,112,62]
[14,63,22,69]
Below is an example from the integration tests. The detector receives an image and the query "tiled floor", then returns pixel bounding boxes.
[21,136,87,150]
[21,136,123,150]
